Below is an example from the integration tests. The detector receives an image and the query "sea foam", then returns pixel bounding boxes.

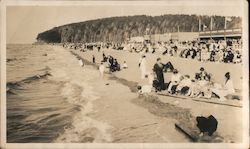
[49,46,112,143]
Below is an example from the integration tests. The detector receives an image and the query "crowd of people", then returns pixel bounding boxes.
[137,55,237,101]
[124,39,242,64]
[62,38,240,101]
[63,38,242,64]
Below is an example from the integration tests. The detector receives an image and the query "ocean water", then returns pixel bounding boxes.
[7,44,112,143]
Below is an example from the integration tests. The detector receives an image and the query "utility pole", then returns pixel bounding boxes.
[198,16,201,41]
[224,17,226,40]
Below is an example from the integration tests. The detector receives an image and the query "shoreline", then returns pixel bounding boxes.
[68,46,242,143]
[68,47,192,142]
[6,44,242,143]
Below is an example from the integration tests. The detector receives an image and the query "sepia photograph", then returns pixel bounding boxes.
[1,0,249,148]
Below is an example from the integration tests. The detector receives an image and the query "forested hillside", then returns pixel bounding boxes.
[36,14,242,43]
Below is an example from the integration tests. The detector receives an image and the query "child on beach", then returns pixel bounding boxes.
[138,72,155,94]
[99,62,105,79]
[92,55,96,63]
[78,58,84,67]
[122,61,128,69]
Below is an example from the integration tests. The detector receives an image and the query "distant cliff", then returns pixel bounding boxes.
[36,15,242,43]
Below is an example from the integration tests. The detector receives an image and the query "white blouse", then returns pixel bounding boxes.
[224,79,235,94]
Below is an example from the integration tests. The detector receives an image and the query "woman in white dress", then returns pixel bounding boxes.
[78,58,84,67]
[211,72,235,101]
[138,72,155,94]
[99,62,105,79]
[139,55,147,79]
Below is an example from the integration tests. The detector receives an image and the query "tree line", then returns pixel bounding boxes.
[36,14,242,43]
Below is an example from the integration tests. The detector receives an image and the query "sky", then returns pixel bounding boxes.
[6,0,245,44]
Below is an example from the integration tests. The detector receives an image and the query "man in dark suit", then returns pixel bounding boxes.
[153,58,165,91]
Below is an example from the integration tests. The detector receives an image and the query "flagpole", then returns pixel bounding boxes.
[224,17,226,40]
[224,17,227,29]
[210,16,213,40]
[198,17,201,32]
[198,16,201,41]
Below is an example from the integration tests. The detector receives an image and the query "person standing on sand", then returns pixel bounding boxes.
[102,52,106,62]
[99,62,105,78]
[92,55,96,63]
[139,55,147,79]
[153,58,165,91]
[78,58,84,67]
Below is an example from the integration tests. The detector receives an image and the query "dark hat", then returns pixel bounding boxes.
[225,72,230,77]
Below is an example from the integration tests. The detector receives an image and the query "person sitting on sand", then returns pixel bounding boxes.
[137,72,155,94]
[197,67,210,81]
[122,61,128,69]
[167,69,181,94]
[189,73,212,98]
[189,79,202,97]
[196,115,218,137]
[196,75,213,99]
[112,59,120,72]
[211,72,235,101]
[107,55,114,72]
[176,75,192,96]
[99,62,105,79]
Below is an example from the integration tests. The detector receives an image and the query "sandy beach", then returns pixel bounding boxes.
[71,47,243,90]
[66,46,242,142]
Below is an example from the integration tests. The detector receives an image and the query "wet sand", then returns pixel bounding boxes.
[89,79,190,142]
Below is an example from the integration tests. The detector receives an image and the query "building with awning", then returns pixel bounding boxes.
[199,28,242,40]
[131,28,242,43]
[144,32,199,42]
